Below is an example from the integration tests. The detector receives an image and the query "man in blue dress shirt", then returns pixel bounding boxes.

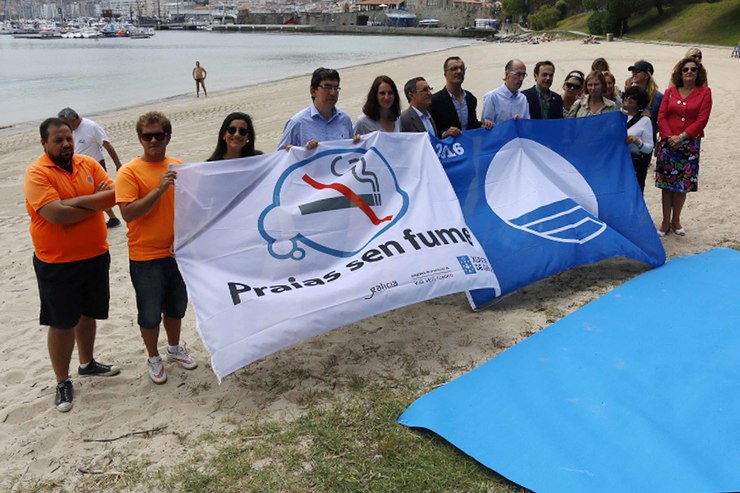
[481,59,531,126]
[278,67,354,150]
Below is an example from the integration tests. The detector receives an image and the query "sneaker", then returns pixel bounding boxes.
[55,379,73,412]
[78,358,121,377]
[106,218,122,229]
[167,345,198,370]
[147,356,167,384]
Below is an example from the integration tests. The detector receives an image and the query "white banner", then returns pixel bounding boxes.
[174,132,499,380]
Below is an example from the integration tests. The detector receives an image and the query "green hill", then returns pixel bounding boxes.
[556,0,740,46]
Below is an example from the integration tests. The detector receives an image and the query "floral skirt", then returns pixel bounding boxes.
[655,138,701,192]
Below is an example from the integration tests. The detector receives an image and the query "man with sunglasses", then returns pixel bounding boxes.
[116,111,198,385]
[428,56,493,138]
[521,60,563,120]
[24,117,121,412]
[277,67,353,150]
[482,59,531,125]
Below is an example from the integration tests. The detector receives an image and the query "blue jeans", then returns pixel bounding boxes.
[129,257,187,329]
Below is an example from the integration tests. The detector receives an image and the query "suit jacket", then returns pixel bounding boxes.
[400,106,438,135]
[522,85,564,119]
[429,88,481,137]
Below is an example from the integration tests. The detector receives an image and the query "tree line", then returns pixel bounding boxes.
[502,0,704,35]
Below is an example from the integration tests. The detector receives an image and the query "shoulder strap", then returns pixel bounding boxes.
[626,114,643,129]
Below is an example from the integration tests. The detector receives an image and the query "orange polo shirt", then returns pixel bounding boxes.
[116,155,183,261]
[24,153,111,263]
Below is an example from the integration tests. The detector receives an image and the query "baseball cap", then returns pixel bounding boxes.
[628,61,654,75]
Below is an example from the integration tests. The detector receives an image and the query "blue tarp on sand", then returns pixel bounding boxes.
[398,248,740,493]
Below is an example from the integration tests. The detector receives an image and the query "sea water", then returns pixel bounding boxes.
[0,30,472,127]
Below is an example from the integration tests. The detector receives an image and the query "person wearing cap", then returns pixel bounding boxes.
[626,60,663,141]
[561,70,585,116]
[654,57,712,237]
[622,86,653,193]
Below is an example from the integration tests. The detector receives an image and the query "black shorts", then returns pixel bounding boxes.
[33,252,110,329]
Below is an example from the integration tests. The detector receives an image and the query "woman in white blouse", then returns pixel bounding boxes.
[623,85,654,193]
[353,75,401,135]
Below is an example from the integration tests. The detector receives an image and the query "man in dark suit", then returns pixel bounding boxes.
[521,61,564,119]
[400,77,438,136]
[429,56,493,138]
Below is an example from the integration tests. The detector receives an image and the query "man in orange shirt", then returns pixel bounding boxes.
[24,117,121,413]
[116,111,197,384]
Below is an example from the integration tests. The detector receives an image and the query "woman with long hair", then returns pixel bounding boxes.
[207,112,262,161]
[353,75,401,135]
[654,57,712,236]
[626,60,663,133]
[602,71,622,109]
[561,70,585,116]
[567,70,617,117]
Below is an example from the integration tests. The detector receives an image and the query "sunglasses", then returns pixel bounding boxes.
[226,126,249,136]
[140,132,169,142]
[682,66,698,73]
[565,82,582,90]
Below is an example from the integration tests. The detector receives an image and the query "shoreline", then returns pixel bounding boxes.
[1,39,738,489]
[0,31,476,132]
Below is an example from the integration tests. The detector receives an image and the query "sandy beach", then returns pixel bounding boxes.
[1,39,738,490]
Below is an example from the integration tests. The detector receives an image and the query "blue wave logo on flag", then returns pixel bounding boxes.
[434,112,665,309]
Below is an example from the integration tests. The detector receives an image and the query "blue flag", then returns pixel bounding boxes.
[432,112,665,309]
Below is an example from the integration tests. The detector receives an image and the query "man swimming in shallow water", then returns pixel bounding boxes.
[192,61,207,98]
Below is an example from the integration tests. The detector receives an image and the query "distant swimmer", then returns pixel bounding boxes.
[193,61,207,97]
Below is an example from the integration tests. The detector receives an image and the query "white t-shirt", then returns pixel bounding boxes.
[73,118,108,162]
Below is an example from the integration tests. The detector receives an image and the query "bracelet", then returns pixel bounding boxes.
[637,140,643,149]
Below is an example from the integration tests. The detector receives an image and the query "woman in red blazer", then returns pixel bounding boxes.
[655,57,712,236]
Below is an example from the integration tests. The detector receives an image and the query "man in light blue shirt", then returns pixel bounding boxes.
[481,59,531,126]
[278,67,354,150]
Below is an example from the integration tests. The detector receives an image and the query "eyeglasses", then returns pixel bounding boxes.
[631,69,646,74]
[415,86,433,93]
[446,66,466,72]
[564,82,582,90]
[318,84,341,92]
[692,55,702,60]
[139,132,169,142]
[510,71,527,78]
[682,66,698,73]
[226,126,248,136]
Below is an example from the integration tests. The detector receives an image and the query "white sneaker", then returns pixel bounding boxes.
[147,356,167,384]
[167,345,198,370]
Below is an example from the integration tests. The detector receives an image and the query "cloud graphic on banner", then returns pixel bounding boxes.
[485,138,606,244]
[259,147,409,260]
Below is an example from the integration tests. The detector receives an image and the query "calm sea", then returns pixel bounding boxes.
[0,30,472,127]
